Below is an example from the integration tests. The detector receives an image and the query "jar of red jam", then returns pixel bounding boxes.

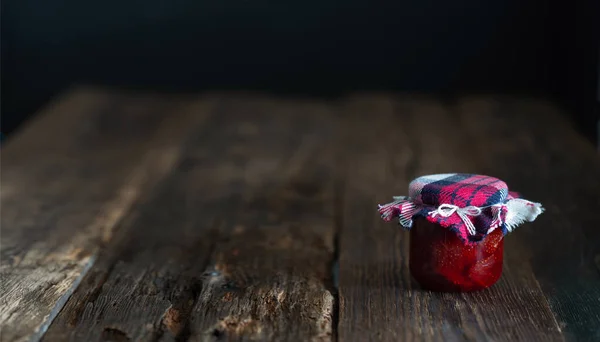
[378,173,544,292]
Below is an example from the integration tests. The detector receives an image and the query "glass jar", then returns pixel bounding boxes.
[409,218,504,292]
[379,174,543,292]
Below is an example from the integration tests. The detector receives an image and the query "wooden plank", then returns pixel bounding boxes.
[337,95,411,341]
[337,95,565,341]
[457,97,600,341]
[0,87,216,342]
[187,100,337,341]
[44,96,338,341]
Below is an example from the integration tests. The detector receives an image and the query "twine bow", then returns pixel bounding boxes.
[429,204,482,235]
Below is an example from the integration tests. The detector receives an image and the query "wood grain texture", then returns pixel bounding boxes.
[44,97,338,341]
[457,97,600,341]
[187,100,337,342]
[4,90,600,342]
[0,87,216,342]
[337,95,567,341]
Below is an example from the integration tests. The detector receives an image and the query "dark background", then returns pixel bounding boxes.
[2,1,599,145]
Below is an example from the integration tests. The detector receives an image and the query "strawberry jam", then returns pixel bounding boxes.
[409,218,504,292]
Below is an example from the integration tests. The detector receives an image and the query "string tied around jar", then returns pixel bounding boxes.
[429,204,482,236]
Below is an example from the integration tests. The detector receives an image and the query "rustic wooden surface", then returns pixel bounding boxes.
[1,88,599,342]
[0,88,217,342]
[336,97,574,342]
[42,98,337,342]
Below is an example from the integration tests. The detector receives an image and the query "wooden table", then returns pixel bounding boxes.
[2,87,599,342]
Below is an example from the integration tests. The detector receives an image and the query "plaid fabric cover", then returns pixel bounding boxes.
[378,173,543,244]
[408,173,508,207]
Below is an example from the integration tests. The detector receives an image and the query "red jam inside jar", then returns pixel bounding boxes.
[409,218,504,292]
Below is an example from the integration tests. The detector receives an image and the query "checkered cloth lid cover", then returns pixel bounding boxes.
[378,173,544,244]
